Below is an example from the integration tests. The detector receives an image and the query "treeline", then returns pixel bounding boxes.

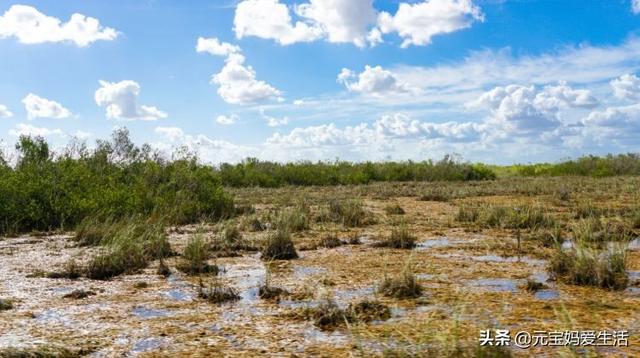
[217,157,497,187]
[0,129,233,235]
[507,154,640,177]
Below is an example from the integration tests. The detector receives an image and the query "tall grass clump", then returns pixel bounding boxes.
[275,207,309,232]
[456,204,555,230]
[177,234,218,275]
[84,220,171,280]
[571,217,634,245]
[198,279,240,304]
[374,223,417,249]
[319,199,374,227]
[210,222,255,255]
[378,263,423,299]
[261,228,298,260]
[548,241,629,290]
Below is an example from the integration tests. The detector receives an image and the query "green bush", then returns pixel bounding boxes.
[0,129,234,236]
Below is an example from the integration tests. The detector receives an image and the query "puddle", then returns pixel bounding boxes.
[163,289,193,301]
[534,290,560,300]
[278,299,320,309]
[36,310,73,326]
[131,306,170,319]
[293,266,328,279]
[415,237,452,250]
[130,337,168,354]
[628,238,640,250]
[416,273,436,280]
[434,253,545,266]
[467,279,521,293]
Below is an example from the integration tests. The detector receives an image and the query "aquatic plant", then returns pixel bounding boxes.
[374,223,416,249]
[198,279,240,304]
[378,264,423,299]
[176,234,218,275]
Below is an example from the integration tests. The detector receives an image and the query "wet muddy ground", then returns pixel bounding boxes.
[1,180,640,357]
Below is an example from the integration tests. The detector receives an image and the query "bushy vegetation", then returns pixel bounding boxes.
[198,279,240,304]
[0,129,233,236]
[508,153,640,177]
[0,298,13,311]
[217,156,496,187]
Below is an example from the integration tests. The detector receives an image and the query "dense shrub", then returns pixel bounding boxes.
[0,129,234,236]
[217,155,496,187]
[511,153,640,177]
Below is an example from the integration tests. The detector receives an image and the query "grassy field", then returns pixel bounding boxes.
[0,174,639,357]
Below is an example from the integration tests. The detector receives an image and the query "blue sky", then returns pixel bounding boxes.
[0,0,639,164]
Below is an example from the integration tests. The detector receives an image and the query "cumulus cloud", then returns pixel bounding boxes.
[374,113,482,141]
[216,114,238,125]
[582,103,640,129]
[154,126,254,163]
[294,0,377,47]
[234,0,479,48]
[196,37,241,57]
[338,65,417,96]
[234,0,323,45]
[212,53,282,104]
[377,0,483,48]
[22,93,71,119]
[0,104,12,118]
[469,83,597,135]
[260,109,289,127]
[610,73,640,101]
[9,123,65,137]
[95,80,167,120]
[0,4,118,47]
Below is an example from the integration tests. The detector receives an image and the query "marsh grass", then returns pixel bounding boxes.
[456,204,555,230]
[531,225,563,248]
[198,279,240,304]
[46,259,82,279]
[84,220,171,280]
[548,241,629,290]
[275,207,309,232]
[176,234,218,275]
[571,217,634,245]
[210,222,255,255]
[318,199,374,227]
[261,228,298,260]
[374,223,416,249]
[378,263,423,299]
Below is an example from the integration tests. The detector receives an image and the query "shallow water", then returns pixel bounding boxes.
[466,278,521,292]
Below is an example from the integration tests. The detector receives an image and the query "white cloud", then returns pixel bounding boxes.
[234,0,482,48]
[95,80,167,120]
[0,104,12,118]
[633,0,640,14]
[293,99,305,106]
[469,82,597,135]
[9,123,65,137]
[610,73,640,101]
[196,37,241,57]
[234,0,323,45]
[583,103,640,129]
[154,126,254,163]
[260,109,289,127]
[294,0,377,47]
[338,65,416,96]
[0,4,118,47]
[377,0,483,48]
[216,114,238,125]
[22,93,71,119]
[374,113,482,141]
[212,53,282,104]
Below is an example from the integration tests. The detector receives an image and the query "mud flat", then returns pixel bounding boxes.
[2,178,640,356]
